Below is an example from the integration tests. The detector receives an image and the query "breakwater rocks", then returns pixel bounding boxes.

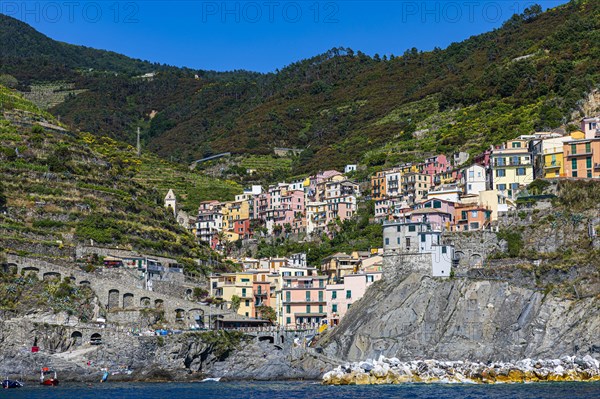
[322,356,600,385]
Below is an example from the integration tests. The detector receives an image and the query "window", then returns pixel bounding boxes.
[471,210,478,218]
[496,169,506,177]
[332,291,337,300]
[346,290,352,299]
[319,280,324,288]
[347,304,352,309]
[497,184,506,191]
[332,304,338,313]
[511,183,520,190]
[245,299,250,307]
[305,291,311,301]
[573,171,578,177]
[469,170,474,179]
[586,143,591,153]
[572,159,578,170]
[421,234,426,242]
[385,238,389,246]
[306,305,311,313]
[571,144,577,155]
[286,317,291,325]
[516,168,526,176]
[586,157,592,168]
[319,305,323,313]
[286,305,291,314]
[469,222,480,230]
[433,200,441,209]
[408,225,416,232]
[587,171,592,178]
[367,275,374,283]
[295,271,303,276]
[512,141,521,148]
[241,288,247,297]
[285,291,291,302]
[461,211,467,220]
[396,226,401,232]
[406,237,411,249]
[241,278,250,282]
[318,291,324,301]
[442,246,447,254]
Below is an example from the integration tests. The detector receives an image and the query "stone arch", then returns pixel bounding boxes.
[185,288,192,297]
[43,271,61,281]
[71,331,83,346]
[175,308,185,322]
[90,333,102,345]
[108,289,120,309]
[455,251,465,261]
[79,280,91,286]
[123,293,134,309]
[258,336,274,344]
[140,297,151,308]
[154,299,164,309]
[4,263,18,274]
[21,266,40,275]
[470,253,483,268]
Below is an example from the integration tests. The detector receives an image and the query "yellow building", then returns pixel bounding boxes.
[209,270,279,319]
[221,199,251,241]
[540,131,584,178]
[491,139,534,199]
[209,272,255,317]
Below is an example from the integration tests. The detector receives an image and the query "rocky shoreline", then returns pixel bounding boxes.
[323,356,600,385]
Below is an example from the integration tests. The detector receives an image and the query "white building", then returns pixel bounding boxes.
[164,189,177,216]
[427,184,462,203]
[344,164,357,174]
[382,221,455,278]
[461,164,487,195]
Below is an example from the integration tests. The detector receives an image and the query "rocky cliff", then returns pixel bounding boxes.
[0,315,335,382]
[319,271,599,363]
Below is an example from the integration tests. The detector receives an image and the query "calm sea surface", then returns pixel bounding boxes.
[6,381,600,398]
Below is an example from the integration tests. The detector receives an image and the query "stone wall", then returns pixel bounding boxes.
[382,252,431,280]
[442,231,500,270]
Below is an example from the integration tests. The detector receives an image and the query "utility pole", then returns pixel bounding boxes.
[136,127,141,156]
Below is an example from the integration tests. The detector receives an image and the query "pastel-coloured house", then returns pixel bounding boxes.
[563,138,600,178]
[280,275,328,328]
[490,139,534,199]
[453,204,491,231]
[326,271,381,326]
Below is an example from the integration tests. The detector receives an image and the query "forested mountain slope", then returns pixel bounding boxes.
[1,0,598,172]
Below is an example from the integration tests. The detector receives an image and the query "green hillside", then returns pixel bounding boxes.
[0,85,239,270]
[1,1,599,174]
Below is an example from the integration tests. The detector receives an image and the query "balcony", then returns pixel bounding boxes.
[544,160,561,169]
[595,164,600,171]
[492,160,530,167]
[565,150,592,158]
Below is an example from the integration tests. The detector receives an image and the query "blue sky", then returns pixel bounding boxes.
[3,1,569,72]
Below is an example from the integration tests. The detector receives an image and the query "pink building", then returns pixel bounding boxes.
[406,198,456,231]
[281,275,328,328]
[326,271,382,326]
[419,155,450,176]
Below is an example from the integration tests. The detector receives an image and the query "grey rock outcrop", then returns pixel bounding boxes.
[319,273,600,363]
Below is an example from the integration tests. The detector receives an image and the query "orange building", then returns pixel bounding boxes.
[453,204,492,232]
[370,171,387,200]
[563,139,600,178]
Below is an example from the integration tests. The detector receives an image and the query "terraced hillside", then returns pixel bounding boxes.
[0,85,239,269]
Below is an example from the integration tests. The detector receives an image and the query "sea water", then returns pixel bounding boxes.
[6,381,600,399]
